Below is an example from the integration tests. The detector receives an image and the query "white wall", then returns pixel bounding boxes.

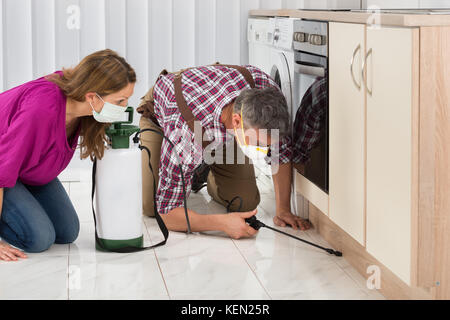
[1,0,363,108]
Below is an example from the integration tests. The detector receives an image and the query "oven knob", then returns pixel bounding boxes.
[293,32,307,42]
[309,34,326,46]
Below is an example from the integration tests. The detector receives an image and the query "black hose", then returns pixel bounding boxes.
[244,214,342,256]
[134,129,192,234]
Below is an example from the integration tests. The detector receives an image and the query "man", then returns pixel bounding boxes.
[137,64,311,240]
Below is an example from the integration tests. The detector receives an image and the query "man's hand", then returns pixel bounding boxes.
[271,162,311,231]
[274,209,312,231]
[222,209,259,240]
[0,241,27,262]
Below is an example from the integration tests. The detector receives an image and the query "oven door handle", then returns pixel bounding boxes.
[294,62,326,78]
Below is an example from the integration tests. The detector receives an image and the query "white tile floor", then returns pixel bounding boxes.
[0,165,385,300]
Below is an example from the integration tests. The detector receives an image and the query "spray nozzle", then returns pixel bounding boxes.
[325,248,343,256]
[245,215,265,230]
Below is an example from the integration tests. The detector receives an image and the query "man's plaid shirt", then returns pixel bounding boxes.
[292,77,328,164]
[152,65,292,214]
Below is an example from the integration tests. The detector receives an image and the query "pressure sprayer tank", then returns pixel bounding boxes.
[94,107,143,251]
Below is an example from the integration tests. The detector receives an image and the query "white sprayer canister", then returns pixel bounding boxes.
[95,143,143,243]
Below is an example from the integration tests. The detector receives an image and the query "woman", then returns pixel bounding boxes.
[0,49,136,261]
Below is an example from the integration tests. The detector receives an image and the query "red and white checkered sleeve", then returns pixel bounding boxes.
[264,134,292,167]
[246,65,280,90]
[156,138,194,215]
[276,135,293,165]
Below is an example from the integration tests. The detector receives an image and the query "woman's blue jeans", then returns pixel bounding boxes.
[0,178,80,253]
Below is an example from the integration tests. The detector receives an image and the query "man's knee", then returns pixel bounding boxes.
[211,181,260,212]
[232,190,260,212]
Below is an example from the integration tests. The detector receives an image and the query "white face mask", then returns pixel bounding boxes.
[238,144,269,161]
[234,107,270,162]
[90,93,127,123]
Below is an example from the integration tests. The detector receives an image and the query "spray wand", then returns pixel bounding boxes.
[244,216,342,257]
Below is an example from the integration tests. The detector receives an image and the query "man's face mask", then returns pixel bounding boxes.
[90,93,127,123]
[234,107,270,161]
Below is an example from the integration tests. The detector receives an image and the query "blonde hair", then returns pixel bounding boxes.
[47,49,136,160]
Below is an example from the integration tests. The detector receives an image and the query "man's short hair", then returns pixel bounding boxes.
[234,87,290,137]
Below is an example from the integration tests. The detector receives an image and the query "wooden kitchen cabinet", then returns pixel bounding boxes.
[329,22,366,246]
[323,23,449,299]
[365,26,419,286]
[329,23,419,285]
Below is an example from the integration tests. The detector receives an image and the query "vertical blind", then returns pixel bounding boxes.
[0,0,305,109]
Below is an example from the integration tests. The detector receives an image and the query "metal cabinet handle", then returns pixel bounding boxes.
[362,48,373,95]
[350,44,361,90]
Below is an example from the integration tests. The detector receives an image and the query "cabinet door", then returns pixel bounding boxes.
[365,26,417,285]
[329,22,366,245]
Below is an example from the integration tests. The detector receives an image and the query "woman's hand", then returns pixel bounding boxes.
[0,241,27,261]
[222,210,259,240]
[274,209,312,231]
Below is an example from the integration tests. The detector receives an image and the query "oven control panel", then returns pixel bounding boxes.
[293,20,328,57]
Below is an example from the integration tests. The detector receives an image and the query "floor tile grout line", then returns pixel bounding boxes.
[143,218,171,300]
[145,214,269,300]
[252,203,362,298]
[330,258,383,298]
[142,218,153,244]
[230,238,273,300]
[67,250,70,300]
[153,248,172,300]
[300,227,379,298]
[335,262,371,297]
